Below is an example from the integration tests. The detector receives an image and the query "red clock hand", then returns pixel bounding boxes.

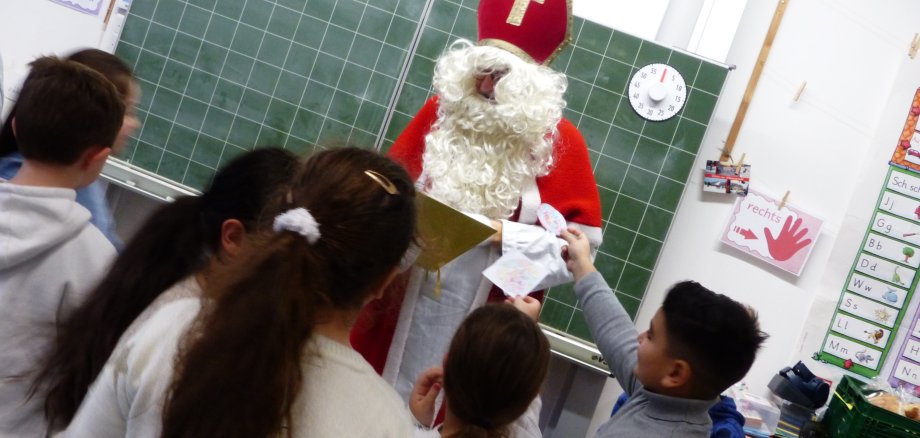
[660,68,667,82]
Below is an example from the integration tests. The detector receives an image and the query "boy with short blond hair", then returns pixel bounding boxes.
[561,229,768,438]
[0,56,124,436]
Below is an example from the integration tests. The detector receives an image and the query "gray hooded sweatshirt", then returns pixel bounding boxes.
[0,182,114,437]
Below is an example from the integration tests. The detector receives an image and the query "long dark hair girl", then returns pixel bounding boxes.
[444,304,551,438]
[160,147,417,437]
[32,147,300,431]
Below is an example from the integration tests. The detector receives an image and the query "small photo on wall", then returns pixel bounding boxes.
[703,160,750,196]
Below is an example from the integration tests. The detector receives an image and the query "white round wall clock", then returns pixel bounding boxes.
[627,63,687,122]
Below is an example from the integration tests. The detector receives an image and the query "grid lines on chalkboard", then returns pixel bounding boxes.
[117,0,425,190]
[377,0,727,342]
[115,0,727,346]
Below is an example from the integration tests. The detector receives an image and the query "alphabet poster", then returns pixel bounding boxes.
[815,89,920,378]
[888,313,920,394]
[46,0,104,16]
[719,189,822,276]
[887,91,920,389]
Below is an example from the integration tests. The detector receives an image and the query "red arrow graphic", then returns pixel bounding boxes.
[739,228,757,240]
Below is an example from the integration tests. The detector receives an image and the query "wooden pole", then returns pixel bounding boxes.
[720,0,789,162]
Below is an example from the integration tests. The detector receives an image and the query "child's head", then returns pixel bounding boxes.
[65,49,139,154]
[1,49,138,158]
[198,147,301,255]
[162,147,417,437]
[636,281,768,400]
[264,146,417,307]
[13,56,124,177]
[443,304,550,437]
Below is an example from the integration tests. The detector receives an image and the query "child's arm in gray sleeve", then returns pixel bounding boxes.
[573,271,640,394]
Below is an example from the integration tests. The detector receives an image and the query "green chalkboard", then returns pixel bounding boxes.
[116,0,426,189]
[114,0,728,347]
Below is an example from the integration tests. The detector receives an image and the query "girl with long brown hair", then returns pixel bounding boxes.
[65,147,418,437]
[31,147,299,434]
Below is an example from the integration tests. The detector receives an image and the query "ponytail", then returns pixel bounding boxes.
[162,234,326,438]
[35,196,208,429]
[162,147,417,437]
[443,305,550,438]
[33,147,298,431]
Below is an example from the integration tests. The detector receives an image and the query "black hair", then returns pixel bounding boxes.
[662,281,768,398]
[32,147,300,431]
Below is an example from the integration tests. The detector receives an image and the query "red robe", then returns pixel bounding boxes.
[352,96,602,375]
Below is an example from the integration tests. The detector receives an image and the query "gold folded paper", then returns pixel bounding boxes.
[414,192,497,271]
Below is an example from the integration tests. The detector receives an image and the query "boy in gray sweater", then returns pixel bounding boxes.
[561,229,767,438]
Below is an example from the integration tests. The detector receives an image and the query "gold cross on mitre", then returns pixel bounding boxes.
[506,0,545,26]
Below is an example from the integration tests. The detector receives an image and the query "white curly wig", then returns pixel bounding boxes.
[420,40,567,219]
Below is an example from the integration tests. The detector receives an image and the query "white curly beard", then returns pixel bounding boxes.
[420,40,567,219]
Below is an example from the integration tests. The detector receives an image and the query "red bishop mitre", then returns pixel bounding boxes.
[478,0,572,65]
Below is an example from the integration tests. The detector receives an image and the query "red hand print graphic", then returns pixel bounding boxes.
[765,216,812,261]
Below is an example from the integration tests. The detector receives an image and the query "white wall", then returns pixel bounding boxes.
[0,0,106,114]
[687,0,746,62]
[585,1,920,430]
[574,0,746,63]
[573,0,668,41]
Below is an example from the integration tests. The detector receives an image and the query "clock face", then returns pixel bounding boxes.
[627,63,687,122]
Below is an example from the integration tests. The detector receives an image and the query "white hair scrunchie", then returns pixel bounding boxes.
[272,208,321,244]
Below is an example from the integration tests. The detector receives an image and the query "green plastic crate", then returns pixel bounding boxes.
[824,375,920,437]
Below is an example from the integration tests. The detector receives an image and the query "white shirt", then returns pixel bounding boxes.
[65,295,412,437]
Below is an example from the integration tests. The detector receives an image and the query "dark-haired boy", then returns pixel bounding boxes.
[0,56,124,436]
[561,229,768,438]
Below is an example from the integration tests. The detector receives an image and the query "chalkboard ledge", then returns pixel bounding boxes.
[541,325,610,375]
[101,158,198,203]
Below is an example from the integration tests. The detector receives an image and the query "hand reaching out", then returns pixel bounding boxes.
[505,295,541,321]
[765,216,812,261]
[409,366,444,428]
[490,220,503,246]
[560,228,597,282]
